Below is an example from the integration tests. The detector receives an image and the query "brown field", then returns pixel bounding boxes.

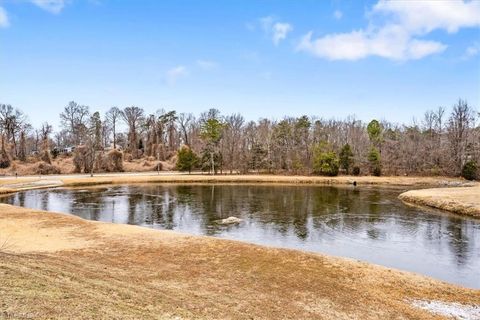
[1,204,479,320]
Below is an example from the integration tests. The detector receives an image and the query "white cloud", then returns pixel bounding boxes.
[372,0,480,34]
[166,66,188,85]
[272,22,293,45]
[463,43,480,59]
[0,7,9,28]
[297,0,479,61]
[297,26,446,61]
[334,10,343,20]
[31,0,66,14]
[196,60,218,70]
[260,16,293,45]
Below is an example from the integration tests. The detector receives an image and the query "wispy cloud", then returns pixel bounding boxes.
[166,65,188,85]
[463,43,480,60]
[30,0,67,14]
[272,22,293,46]
[297,0,480,61]
[333,10,343,20]
[0,0,67,29]
[196,59,218,70]
[260,16,293,46]
[0,7,9,28]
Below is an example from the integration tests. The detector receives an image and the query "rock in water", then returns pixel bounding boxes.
[218,216,243,225]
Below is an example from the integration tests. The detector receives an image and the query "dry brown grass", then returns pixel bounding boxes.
[399,185,480,217]
[59,174,476,189]
[123,158,174,172]
[0,155,177,176]
[0,157,73,176]
[1,204,479,319]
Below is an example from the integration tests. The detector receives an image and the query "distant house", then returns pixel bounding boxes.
[62,146,75,154]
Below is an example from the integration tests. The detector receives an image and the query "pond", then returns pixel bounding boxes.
[1,184,479,288]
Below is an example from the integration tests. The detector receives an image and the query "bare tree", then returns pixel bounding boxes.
[177,112,194,146]
[447,99,476,174]
[60,101,90,145]
[121,106,145,158]
[223,114,244,174]
[105,106,122,149]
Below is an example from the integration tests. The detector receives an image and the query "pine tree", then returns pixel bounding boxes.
[339,143,354,174]
[176,146,199,174]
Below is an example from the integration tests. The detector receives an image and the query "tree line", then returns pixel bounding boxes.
[0,99,478,179]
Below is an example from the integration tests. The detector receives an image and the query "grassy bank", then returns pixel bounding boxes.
[1,204,479,319]
[399,185,480,218]
[0,172,475,192]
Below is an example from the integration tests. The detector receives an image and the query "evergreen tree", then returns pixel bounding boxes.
[461,160,477,180]
[200,116,225,174]
[339,143,354,174]
[312,144,339,176]
[367,119,382,146]
[176,146,199,174]
[368,146,381,176]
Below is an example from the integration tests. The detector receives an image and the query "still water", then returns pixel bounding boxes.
[1,184,479,288]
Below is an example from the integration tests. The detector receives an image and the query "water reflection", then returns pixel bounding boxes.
[1,184,479,288]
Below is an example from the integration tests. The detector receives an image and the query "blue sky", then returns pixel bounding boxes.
[0,0,479,128]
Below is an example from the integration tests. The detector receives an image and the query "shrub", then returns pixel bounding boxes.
[41,150,52,164]
[34,162,61,175]
[124,153,133,162]
[372,166,382,177]
[313,151,339,176]
[153,162,163,171]
[108,149,124,172]
[461,160,477,180]
[73,146,86,173]
[0,148,10,169]
[73,145,93,173]
[352,166,360,176]
[51,148,59,159]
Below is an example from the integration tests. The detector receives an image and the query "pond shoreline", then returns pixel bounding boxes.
[0,172,476,189]
[2,173,478,218]
[399,186,480,218]
[1,173,479,318]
